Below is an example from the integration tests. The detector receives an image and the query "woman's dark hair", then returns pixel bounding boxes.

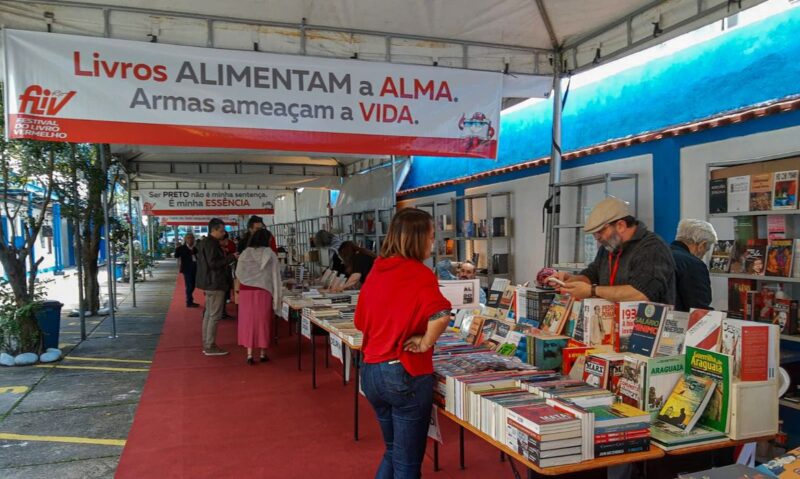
[380,208,433,261]
[248,229,271,248]
[338,241,375,273]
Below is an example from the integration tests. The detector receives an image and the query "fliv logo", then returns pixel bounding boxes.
[18,85,76,116]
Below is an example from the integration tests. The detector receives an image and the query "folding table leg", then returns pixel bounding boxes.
[459,426,465,470]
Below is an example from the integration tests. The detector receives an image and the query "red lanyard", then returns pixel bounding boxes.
[608,250,622,286]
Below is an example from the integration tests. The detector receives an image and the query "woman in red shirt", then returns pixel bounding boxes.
[355,208,451,479]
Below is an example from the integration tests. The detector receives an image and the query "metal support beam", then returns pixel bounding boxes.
[100,146,117,338]
[391,155,397,208]
[544,56,563,267]
[535,0,560,49]
[127,172,137,307]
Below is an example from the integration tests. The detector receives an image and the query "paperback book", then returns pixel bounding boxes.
[532,335,570,371]
[628,303,669,357]
[709,178,728,214]
[772,298,798,335]
[727,175,750,213]
[654,311,689,357]
[743,239,768,276]
[614,301,641,352]
[772,170,799,210]
[727,278,756,319]
[766,239,794,277]
[541,294,573,335]
[685,346,732,434]
[656,374,715,432]
[720,318,778,381]
[683,309,725,353]
[643,354,685,418]
[749,172,773,211]
[582,298,616,346]
[709,240,735,274]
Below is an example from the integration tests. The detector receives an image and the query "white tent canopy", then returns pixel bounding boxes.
[0,0,766,192]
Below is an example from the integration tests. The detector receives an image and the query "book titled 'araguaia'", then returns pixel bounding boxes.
[685,346,732,434]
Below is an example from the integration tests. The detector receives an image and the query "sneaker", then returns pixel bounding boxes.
[203,346,229,356]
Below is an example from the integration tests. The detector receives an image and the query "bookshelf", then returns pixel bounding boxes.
[548,173,638,270]
[334,208,393,253]
[710,272,800,284]
[452,192,513,288]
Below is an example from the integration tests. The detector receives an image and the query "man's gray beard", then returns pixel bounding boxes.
[601,232,622,252]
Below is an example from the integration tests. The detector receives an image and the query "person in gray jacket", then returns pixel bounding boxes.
[196,218,238,356]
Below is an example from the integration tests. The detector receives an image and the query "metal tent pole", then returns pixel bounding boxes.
[100,147,117,338]
[391,155,397,208]
[544,56,564,267]
[71,163,86,340]
[126,173,137,307]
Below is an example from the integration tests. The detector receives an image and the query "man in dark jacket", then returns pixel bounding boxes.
[238,215,277,254]
[670,219,717,311]
[174,233,198,308]
[555,196,676,305]
[196,218,237,356]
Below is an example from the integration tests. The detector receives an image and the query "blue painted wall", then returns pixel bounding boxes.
[405,7,800,190]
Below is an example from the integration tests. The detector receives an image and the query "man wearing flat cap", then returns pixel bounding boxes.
[552,196,676,305]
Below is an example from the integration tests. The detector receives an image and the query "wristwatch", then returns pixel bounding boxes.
[591,284,597,297]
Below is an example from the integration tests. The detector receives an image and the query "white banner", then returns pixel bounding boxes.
[5,29,503,158]
[159,216,239,226]
[140,189,275,216]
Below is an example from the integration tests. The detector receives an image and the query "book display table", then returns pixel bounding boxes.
[437,408,664,478]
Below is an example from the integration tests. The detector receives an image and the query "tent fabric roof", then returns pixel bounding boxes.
[0,0,767,190]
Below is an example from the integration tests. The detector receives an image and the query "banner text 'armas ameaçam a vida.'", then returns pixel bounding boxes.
[4,29,503,158]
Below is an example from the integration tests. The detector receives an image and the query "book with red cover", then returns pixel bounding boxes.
[727,278,756,319]
[507,404,580,434]
[562,340,592,375]
[720,319,775,381]
[614,301,641,352]
[684,309,724,352]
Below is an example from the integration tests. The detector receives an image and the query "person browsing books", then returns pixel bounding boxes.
[552,196,676,304]
[235,229,282,364]
[330,241,376,291]
[670,219,717,311]
[355,208,452,479]
[314,229,348,277]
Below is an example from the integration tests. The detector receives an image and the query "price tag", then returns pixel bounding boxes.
[281,303,290,322]
[301,317,311,338]
[330,335,343,362]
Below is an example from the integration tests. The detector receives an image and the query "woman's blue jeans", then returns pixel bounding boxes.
[361,361,434,479]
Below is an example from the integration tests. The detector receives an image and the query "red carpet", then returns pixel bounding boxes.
[116,276,598,478]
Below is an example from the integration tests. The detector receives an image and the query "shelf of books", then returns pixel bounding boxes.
[705,155,800,359]
[453,192,513,288]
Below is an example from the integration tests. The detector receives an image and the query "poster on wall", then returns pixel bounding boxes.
[141,189,275,216]
[4,29,504,158]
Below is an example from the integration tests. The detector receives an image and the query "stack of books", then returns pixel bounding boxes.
[587,402,651,457]
[506,403,584,467]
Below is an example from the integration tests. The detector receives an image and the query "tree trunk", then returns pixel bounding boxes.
[82,255,100,313]
[0,253,30,306]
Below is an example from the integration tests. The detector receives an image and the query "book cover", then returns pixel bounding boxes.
[749,172,773,211]
[747,285,775,323]
[742,239,768,276]
[772,298,798,335]
[709,240,735,274]
[655,311,689,357]
[628,303,669,357]
[684,309,725,352]
[465,316,487,345]
[562,342,592,376]
[533,335,569,371]
[582,355,608,388]
[766,239,794,277]
[614,301,641,352]
[563,301,582,339]
[772,170,799,210]
[685,346,732,434]
[515,287,555,327]
[582,298,616,346]
[643,355,684,417]
[656,374,715,432]
[727,175,750,213]
[498,284,516,312]
[768,215,787,240]
[720,318,777,381]
[680,464,767,479]
[709,178,728,214]
[617,355,645,409]
[727,278,756,319]
[541,294,573,335]
[793,239,800,279]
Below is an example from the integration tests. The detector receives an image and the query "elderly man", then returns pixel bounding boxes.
[174,233,199,308]
[671,219,717,312]
[554,196,676,305]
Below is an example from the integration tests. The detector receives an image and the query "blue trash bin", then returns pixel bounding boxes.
[115,262,124,280]
[35,300,64,350]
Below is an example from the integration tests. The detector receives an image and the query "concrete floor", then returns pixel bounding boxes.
[0,261,175,479]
